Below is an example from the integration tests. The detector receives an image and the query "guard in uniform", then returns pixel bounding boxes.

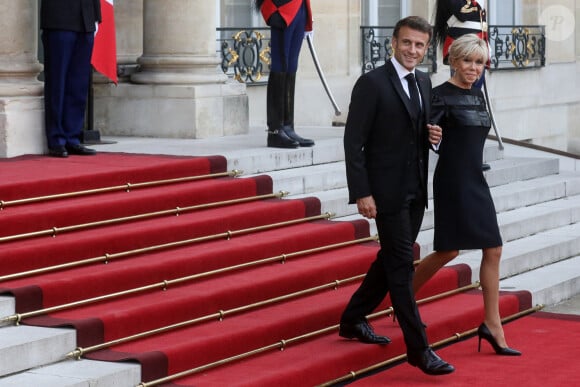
[256,0,315,148]
[434,0,488,68]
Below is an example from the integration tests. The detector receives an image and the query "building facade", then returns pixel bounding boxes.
[0,0,578,157]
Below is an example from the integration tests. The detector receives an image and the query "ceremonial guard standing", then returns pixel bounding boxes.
[434,0,489,81]
[256,0,315,148]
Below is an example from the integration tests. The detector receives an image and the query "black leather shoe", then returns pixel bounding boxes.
[482,163,491,171]
[408,348,455,375]
[267,130,299,149]
[282,126,315,147]
[48,146,68,158]
[339,321,391,345]
[66,144,97,155]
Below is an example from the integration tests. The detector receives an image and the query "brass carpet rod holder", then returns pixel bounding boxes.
[0,211,335,283]
[135,282,480,387]
[318,304,545,386]
[0,190,288,244]
[0,170,242,210]
[65,270,372,360]
[2,234,374,328]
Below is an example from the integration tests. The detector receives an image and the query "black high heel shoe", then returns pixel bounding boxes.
[477,323,521,356]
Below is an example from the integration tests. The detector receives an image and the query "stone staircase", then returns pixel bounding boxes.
[254,133,580,308]
[1,127,580,386]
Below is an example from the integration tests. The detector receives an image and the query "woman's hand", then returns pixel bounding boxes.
[427,124,442,145]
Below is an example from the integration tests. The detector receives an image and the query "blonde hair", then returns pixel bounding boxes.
[448,34,489,65]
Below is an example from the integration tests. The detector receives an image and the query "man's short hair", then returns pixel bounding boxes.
[393,16,433,42]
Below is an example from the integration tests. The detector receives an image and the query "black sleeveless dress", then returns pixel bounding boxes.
[431,82,502,251]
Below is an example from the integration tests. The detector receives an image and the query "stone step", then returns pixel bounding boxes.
[296,158,570,232]
[448,226,580,308]
[235,136,504,176]
[487,171,580,213]
[418,193,580,255]
[0,359,140,387]
[0,325,76,377]
[228,134,345,175]
[483,157,559,187]
[0,297,14,318]
[423,171,580,235]
[251,142,506,197]
[457,222,580,284]
[262,161,347,197]
[500,254,580,307]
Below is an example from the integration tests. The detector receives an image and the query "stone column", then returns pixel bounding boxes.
[132,0,226,85]
[0,0,45,157]
[94,0,248,139]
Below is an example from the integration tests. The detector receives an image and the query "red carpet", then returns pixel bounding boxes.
[0,153,226,201]
[0,152,565,386]
[348,312,580,386]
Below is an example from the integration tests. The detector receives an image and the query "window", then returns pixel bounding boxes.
[488,0,521,25]
[362,0,402,26]
[218,0,262,28]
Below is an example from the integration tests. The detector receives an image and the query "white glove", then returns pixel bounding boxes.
[304,30,314,41]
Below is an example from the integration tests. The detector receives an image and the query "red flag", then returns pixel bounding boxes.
[91,0,118,84]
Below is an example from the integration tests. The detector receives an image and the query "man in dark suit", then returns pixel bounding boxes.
[40,0,101,157]
[338,16,454,376]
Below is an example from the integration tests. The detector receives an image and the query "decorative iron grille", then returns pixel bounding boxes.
[360,25,545,75]
[217,27,270,85]
[488,25,545,70]
[216,25,546,83]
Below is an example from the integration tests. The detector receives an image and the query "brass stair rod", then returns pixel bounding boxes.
[370,282,482,325]
[0,190,289,244]
[66,273,368,360]
[318,304,545,387]
[0,170,242,210]
[4,235,374,326]
[135,282,481,387]
[416,281,481,306]
[0,212,335,283]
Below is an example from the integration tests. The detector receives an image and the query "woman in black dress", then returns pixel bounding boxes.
[413,34,520,356]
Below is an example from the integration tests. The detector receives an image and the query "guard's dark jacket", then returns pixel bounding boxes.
[40,0,101,33]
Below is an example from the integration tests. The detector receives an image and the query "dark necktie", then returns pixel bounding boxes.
[405,73,422,117]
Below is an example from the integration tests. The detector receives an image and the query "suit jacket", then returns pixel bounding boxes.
[343,60,432,214]
[40,0,101,33]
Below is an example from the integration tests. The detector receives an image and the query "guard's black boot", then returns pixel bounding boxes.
[282,72,314,147]
[267,72,299,149]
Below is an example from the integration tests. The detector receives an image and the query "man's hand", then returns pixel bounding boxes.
[427,123,442,145]
[356,196,377,219]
